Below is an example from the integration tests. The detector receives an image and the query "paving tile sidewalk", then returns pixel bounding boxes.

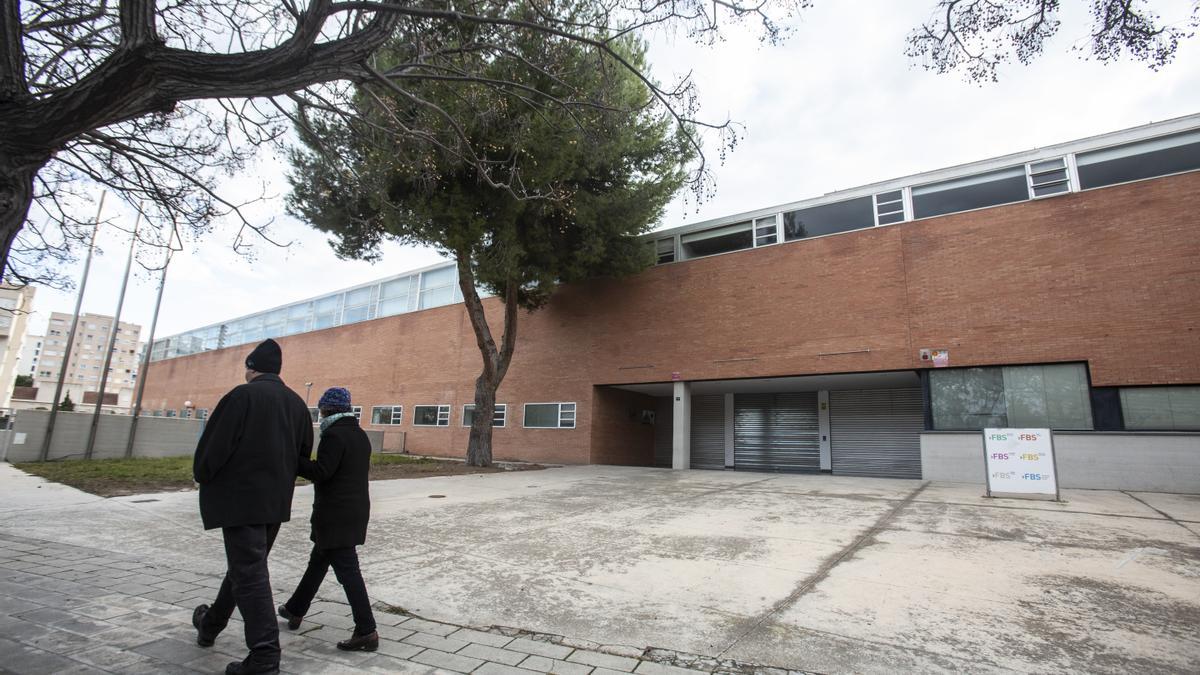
[0,532,799,675]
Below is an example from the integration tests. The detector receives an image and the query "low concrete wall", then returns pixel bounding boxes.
[1,412,387,463]
[4,409,203,462]
[921,432,1200,493]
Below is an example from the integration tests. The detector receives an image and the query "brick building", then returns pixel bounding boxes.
[142,115,1200,491]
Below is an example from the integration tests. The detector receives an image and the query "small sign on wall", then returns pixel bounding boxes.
[982,428,1060,500]
[919,348,950,367]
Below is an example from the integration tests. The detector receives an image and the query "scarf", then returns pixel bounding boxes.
[320,411,356,433]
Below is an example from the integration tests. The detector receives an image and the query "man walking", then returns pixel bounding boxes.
[191,339,313,675]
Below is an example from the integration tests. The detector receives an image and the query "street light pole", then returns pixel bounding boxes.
[124,245,173,458]
[40,192,105,462]
[85,209,140,460]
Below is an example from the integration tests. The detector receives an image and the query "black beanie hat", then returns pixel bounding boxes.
[245,338,282,374]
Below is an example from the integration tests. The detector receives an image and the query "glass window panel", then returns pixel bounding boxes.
[933,364,1092,430]
[288,303,312,319]
[420,266,455,290]
[1033,182,1070,197]
[1120,388,1174,429]
[342,306,369,324]
[1121,386,1200,430]
[313,313,338,330]
[378,297,409,317]
[414,405,443,426]
[371,406,388,424]
[1077,138,1200,190]
[931,367,1008,430]
[1169,387,1200,429]
[1030,158,1066,174]
[877,190,903,203]
[345,286,373,307]
[877,211,906,225]
[315,295,341,313]
[524,403,561,428]
[1003,366,1048,427]
[419,285,455,309]
[912,167,1028,219]
[464,404,507,426]
[1042,363,1093,429]
[380,277,410,299]
[680,222,753,259]
[783,196,873,241]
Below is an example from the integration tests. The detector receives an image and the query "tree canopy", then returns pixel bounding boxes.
[288,14,696,464]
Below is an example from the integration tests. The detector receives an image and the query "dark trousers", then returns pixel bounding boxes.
[200,523,282,666]
[284,545,376,635]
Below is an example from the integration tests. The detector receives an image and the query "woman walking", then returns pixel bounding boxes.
[277,387,378,651]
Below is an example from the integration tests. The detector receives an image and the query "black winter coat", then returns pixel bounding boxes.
[300,416,371,549]
[193,374,314,530]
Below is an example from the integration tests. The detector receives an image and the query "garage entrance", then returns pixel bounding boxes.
[628,371,926,477]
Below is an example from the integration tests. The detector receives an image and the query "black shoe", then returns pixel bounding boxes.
[224,659,280,675]
[192,604,216,647]
[336,630,379,652]
[277,604,302,630]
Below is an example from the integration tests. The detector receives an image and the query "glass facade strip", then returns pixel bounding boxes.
[930,363,1093,430]
[785,196,874,241]
[153,263,460,361]
[1121,386,1200,431]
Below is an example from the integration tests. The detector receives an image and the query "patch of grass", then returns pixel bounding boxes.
[14,453,544,497]
[14,457,193,497]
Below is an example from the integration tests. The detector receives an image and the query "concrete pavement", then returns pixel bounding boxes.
[1,462,1198,673]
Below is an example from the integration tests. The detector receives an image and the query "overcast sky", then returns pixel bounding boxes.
[22,0,1200,345]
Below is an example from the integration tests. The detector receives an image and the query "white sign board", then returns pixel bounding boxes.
[982,428,1059,500]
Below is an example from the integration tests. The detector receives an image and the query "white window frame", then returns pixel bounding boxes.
[872,189,907,226]
[1025,156,1072,199]
[523,402,577,429]
[752,215,779,248]
[462,403,507,428]
[371,405,404,425]
[413,404,450,427]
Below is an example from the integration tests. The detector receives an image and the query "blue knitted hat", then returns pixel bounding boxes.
[317,387,351,412]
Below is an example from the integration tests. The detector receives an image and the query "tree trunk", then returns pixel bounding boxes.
[456,253,519,467]
[0,156,41,278]
[466,373,497,467]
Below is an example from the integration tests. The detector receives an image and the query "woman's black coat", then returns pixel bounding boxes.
[299,416,371,549]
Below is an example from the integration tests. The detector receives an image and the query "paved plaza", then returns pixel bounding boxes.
[0,462,1198,673]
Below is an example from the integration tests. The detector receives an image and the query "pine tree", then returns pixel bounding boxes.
[288,9,694,466]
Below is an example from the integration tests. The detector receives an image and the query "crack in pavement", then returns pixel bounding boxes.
[1121,491,1200,541]
[717,481,930,658]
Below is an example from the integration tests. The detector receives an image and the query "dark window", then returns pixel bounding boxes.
[654,237,675,264]
[1077,132,1200,190]
[783,196,873,241]
[912,167,1028,219]
[680,223,753,259]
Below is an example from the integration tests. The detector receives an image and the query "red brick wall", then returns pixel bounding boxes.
[142,173,1200,463]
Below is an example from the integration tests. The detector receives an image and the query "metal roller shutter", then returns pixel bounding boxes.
[734,393,820,472]
[830,388,924,478]
[690,395,726,469]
